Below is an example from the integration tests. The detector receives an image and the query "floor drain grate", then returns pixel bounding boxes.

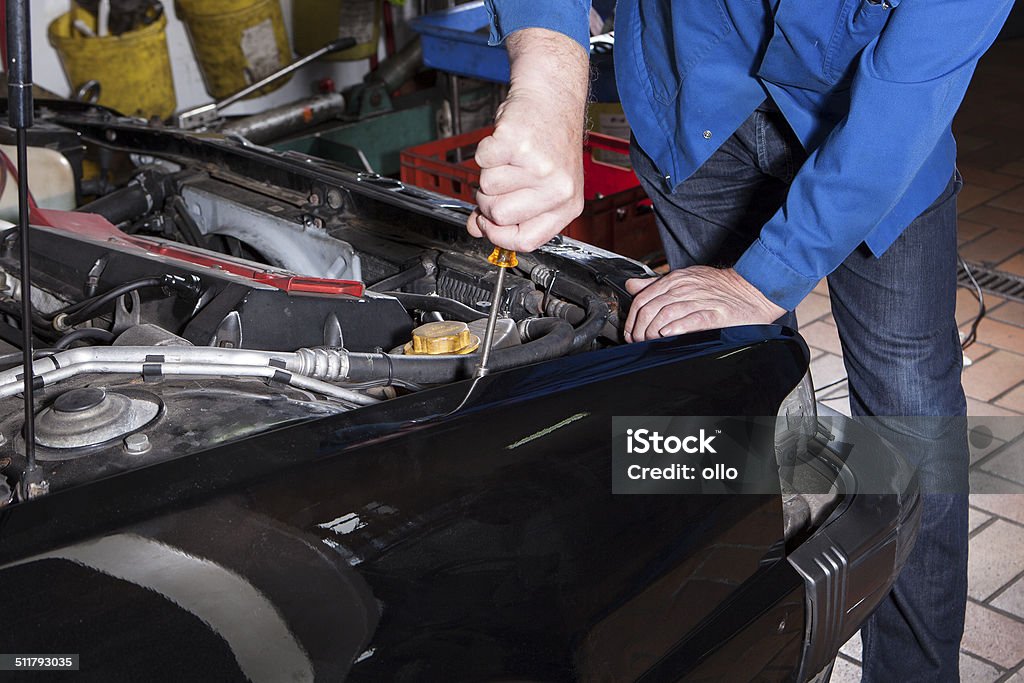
[959,260,1024,303]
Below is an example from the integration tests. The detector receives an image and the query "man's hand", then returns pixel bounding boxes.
[467,28,589,252]
[624,267,786,342]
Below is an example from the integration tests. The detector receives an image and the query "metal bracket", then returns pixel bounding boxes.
[112,290,142,335]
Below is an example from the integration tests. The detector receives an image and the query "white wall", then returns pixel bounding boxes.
[29,0,418,116]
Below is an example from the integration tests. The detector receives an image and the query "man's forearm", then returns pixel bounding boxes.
[505,28,589,132]
[734,0,1014,311]
[467,26,591,252]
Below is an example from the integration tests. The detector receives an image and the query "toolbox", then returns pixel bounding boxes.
[409,1,510,82]
[400,127,661,261]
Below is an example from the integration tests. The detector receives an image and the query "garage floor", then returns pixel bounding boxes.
[803,38,1024,683]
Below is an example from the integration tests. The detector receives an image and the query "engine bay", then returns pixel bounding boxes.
[0,110,645,500]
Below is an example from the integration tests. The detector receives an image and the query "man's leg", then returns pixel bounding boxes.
[826,174,968,683]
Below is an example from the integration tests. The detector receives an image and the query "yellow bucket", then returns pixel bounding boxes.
[292,0,381,62]
[175,0,292,100]
[48,8,177,120]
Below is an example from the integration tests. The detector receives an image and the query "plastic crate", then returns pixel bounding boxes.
[400,127,661,260]
[409,1,510,83]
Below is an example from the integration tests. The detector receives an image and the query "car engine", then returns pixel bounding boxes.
[0,113,639,500]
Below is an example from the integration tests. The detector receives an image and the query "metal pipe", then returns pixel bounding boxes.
[0,360,377,406]
[366,37,423,93]
[0,345,378,405]
[220,93,346,145]
[0,346,297,385]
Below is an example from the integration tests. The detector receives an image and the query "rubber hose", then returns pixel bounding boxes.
[78,171,169,226]
[382,291,485,322]
[369,262,429,292]
[571,298,612,351]
[54,327,117,350]
[60,277,164,327]
[345,317,573,384]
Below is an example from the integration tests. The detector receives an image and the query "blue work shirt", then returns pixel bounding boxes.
[485,0,1013,310]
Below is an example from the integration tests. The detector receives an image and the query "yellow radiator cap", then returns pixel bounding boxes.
[404,321,481,355]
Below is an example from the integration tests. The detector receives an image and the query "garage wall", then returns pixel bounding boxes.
[27,0,418,116]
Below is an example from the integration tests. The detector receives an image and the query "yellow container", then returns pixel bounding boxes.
[292,0,382,62]
[48,8,177,120]
[175,0,292,100]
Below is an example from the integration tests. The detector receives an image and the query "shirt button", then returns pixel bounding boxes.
[703,130,713,140]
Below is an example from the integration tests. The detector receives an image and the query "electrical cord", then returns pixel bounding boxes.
[813,376,847,395]
[958,257,986,351]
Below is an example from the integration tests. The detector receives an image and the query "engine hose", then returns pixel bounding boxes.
[368,261,430,292]
[571,298,612,351]
[0,299,59,339]
[342,317,574,384]
[78,170,170,226]
[54,327,116,350]
[382,291,485,323]
[52,275,201,329]
[523,262,613,347]
[51,277,162,317]
[56,277,165,328]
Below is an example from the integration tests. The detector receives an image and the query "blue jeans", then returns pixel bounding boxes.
[632,102,969,682]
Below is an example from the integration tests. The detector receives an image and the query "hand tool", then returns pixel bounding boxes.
[474,247,517,378]
[176,38,356,130]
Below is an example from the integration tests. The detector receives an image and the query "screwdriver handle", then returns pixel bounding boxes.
[474,247,517,378]
[488,247,518,268]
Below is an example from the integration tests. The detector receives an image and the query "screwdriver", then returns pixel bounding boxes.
[474,247,517,378]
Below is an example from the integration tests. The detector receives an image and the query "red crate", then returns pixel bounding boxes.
[399,126,661,260]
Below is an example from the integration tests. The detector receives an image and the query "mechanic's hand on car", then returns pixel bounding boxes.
[467,28,589,252]
[624,267,786,342]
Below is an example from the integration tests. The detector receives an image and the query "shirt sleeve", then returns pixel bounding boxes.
[734,0,1014,311]
[484,0,591,53]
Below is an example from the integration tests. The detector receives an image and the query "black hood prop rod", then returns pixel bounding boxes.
[7,0,46,499]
